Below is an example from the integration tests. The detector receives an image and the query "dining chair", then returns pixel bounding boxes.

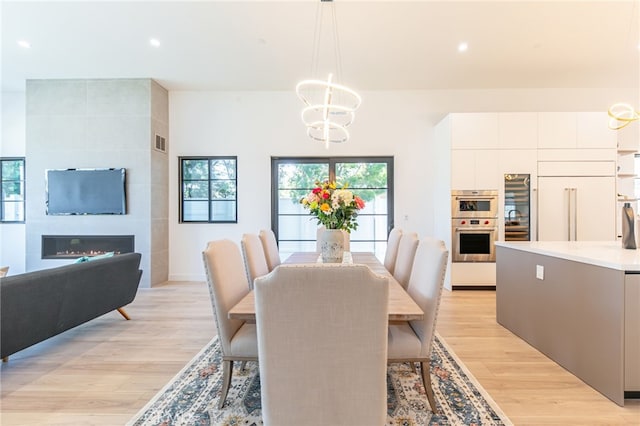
[383,228,403,275]
[393,232,419,289]
[387,237,449,413]
[202,239,258,409]
[254,264,389,426]
[241,233,270,289]
[316,226,350,252]
[0,266,9,277]
[259,229,281,272]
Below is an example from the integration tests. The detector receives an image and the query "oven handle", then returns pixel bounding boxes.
[454,227,498,232]
[454,197,497,200]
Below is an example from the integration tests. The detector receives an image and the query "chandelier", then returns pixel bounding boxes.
[608,103,640,130]
[295,0,361,148]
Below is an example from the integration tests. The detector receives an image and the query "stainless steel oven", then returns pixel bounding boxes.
[451,217,498,262]
[451,190,499,219]
[451,190,498,262]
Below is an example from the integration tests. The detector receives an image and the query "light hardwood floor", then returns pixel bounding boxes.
[1,282,638,425]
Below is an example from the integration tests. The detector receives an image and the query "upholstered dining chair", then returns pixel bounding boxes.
[316,226,350,252]
[241,233,270,289]
[387,237,449,413]
[254,264,389,426]
[383,228,403,275]
[259,229,281,272]
[202,239,258,409]
[393,232,419,289]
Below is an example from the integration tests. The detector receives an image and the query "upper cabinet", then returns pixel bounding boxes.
[451,113,498,149]
[538,112,616,149]
[498,113,538,149]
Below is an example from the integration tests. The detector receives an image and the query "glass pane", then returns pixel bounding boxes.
[1,201,24,221]
[1,160,24,180]
[182,159,209,180]
[353,189,387,214]
[211,181,236,200]
[183,181,209,200]
[277,163,329,189]
[349,215,388,241]
[336,162,388,189]
[183,200,208,221]
[279,241,317,258]
[2,182,24,201]
[211,201,236,221]
[278,190,310,214]
[211,159,236,179]
[278,215,319,240]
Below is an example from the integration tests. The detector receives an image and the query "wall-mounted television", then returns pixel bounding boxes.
[46,168,126,215]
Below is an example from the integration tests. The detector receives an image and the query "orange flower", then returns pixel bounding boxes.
[320,203,331,212]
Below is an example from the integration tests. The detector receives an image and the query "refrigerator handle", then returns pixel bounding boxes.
[573,187,578,241]
[565,188,571,241]
[533,188,538,241]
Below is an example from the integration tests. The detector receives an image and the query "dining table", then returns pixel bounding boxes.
[228,252,424,322]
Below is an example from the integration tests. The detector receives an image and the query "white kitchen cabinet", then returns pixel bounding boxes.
[538,112,576,149]
[498,113,538,149]
[538,176,616,241]
[539,112,617,150]
[451,149,500,190]
[577,112,617,149]
[451,113,499,149]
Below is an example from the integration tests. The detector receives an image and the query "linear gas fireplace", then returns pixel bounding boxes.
[42,235,135,259]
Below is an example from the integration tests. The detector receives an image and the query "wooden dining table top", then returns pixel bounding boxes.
[228,252,424,322]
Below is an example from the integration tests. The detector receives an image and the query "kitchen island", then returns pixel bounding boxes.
[495,241,640,406]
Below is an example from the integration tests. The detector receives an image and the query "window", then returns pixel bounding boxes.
[179,157,237,223]
[272,157,393,260]
[1,158,25,223]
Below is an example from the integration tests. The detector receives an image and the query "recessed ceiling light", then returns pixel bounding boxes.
[17,40,31,49]
[149,38,161,48]
[458,42,468,52]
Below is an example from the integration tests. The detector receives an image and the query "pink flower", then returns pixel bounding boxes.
[354,196,365,209]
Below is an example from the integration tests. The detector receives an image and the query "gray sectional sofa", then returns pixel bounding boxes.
[0,252,142,361]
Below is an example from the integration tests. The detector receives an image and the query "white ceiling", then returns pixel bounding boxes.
[2,0,639,92]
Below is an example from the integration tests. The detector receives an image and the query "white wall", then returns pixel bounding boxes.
[1,85,634,280]
[0,92,26,274]
[168,91,434,280]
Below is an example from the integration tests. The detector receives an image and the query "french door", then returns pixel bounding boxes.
[271,157,394,260]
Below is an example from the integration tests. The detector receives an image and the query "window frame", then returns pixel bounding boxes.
[271,156,394,247]
[0,157,26,224]
[178,156,238,224]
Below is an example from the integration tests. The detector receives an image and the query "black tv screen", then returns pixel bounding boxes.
[46,168,126,215]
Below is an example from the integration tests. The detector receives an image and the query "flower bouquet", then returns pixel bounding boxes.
[300,180,365,232]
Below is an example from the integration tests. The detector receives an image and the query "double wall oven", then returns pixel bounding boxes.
[451,190,498,262]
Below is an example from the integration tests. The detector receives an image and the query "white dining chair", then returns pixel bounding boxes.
[387,237,448,413]
[202,239,258,409]
[241,233,270,289]
[259,229,281,272]
[393,232,419,289]
[316,226,350,252]
[383,228,403,275]
[255,264,389,426]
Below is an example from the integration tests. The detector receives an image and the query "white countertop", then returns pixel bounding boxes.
[495,240,640,271]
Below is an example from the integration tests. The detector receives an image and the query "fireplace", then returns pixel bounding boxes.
[42,235,135,259]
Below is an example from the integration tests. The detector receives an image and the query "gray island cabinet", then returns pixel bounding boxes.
[496,241,640,406]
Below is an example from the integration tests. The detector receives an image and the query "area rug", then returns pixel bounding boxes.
[128,333,511,426]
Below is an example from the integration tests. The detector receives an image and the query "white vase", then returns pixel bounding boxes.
[320,229,345,263]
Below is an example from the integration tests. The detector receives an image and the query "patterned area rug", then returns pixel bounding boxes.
[128,333,511,426]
